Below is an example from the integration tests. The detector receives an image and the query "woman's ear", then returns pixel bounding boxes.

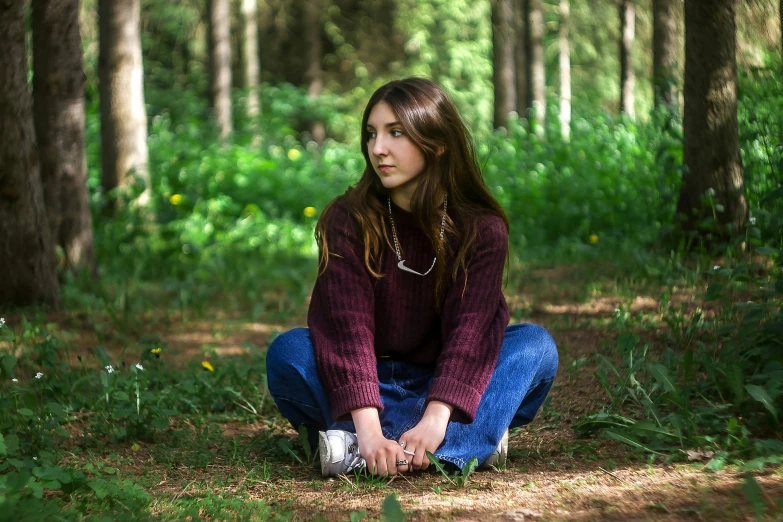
[436,145,446,157]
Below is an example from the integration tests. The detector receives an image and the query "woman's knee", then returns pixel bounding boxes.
[529,324,559,378]
[265,328,315,389]
[505,323,558,376]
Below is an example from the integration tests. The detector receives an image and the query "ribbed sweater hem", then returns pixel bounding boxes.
[329,381,383,421]
[427,376,482,423]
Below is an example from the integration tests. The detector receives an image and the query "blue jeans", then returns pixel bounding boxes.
[266,323,558,469]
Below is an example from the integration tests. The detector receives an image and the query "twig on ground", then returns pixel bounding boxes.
[337,473,357,490]
[173,479,197,500]
[597,467,622,482]
[387,473,412,486]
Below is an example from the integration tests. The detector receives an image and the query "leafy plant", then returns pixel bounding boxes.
[425,451,479,488]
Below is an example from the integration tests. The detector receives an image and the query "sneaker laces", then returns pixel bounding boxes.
[343,440,366,473]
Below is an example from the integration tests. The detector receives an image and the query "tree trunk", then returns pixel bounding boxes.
[677,0,746,237]
[208,0,233,141]
[98,0,150,210]
[304,0,326,142]
[241,0,260,120]
[619,0,635,117]
[653,0,678,110]
[0,0,60,308]
[559,0,571,139]
[32,0,96,275]
[514,0,528,118]
[528,0,546,125]
[492,0,516,128]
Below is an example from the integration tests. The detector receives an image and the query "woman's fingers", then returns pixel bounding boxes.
[412,446,427,470]
[387,446,409,476]
[367,443,409,476]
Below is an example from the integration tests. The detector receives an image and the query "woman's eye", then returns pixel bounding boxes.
[367,131,376,139]
[391,130,403,137]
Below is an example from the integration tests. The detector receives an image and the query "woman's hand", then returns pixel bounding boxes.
[399,400,453,471]
[351,407,408,476]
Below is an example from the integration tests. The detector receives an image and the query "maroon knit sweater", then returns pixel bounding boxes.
[307,197,509,423]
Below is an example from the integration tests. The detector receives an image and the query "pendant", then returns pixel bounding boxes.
[398,258,436,276]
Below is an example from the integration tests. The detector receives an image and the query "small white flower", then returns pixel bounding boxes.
[713,265,720,270]
[0,318,5,327]
[11,378,18,383]
[135,363,144,371]
[706,188,716,197]
[33,457,38,461]
[105,365,114,374]
[34,372,43,379]
[614,308,620,314]
[749,216,756,225]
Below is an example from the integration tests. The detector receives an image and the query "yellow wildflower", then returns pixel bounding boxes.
[151,347,162,359]
[170,194,183,205]
[287,149,302,161]
[589,234,599,244]
[201,361,215,372]
[303,206,316,218]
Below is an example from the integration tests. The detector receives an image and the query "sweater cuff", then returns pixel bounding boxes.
[329,381,383,421]
[427,376,483,424]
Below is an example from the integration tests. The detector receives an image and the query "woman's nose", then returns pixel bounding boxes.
[372,135,387,156]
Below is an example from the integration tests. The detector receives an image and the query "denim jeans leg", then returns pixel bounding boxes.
[376,360,433,441]
[435,323,558,469]
[266,328,348,447]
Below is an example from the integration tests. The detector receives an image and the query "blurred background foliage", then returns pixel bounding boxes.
[61,0,783,316]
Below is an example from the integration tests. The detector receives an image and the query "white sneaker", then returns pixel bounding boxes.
[478,429,509,470]
[318,430,366,477]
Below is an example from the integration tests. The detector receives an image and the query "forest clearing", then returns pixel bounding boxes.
[1,0,782,520]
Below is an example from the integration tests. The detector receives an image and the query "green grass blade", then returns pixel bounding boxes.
[745,384,779,422]
[648,363,679,395]
[604,429,664,455]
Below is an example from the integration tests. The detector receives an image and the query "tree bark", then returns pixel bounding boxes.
[559,0,571,139]
[514,0,528,118]
[677,0,746,237]
[0,0,60,308]
[32,0,96,275]
[619,0,635,117]
[208,0,233,141]
[653,0,678,110]
[241,0,260,120]
[528,0,546,125]
[99,0,150,210]
[492,0,516,128]
[304,0,325,142]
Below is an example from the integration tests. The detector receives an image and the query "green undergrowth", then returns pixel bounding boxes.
[72,55,783,321]
[573,244,783,518]
[0,317,298,520]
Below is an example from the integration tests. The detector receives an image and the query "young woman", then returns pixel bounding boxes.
[266,78,558,477]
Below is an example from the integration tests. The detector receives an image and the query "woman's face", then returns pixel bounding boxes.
[366,101,426,209]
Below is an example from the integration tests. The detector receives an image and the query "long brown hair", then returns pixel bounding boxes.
[315,77,508,303]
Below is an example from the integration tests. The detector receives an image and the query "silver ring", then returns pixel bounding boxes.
[396,459,408,466]
[399,441,406,449]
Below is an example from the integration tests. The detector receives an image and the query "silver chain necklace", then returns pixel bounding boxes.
[387,195,447,276]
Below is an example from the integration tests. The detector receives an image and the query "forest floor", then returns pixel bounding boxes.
[9,263,783,521]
